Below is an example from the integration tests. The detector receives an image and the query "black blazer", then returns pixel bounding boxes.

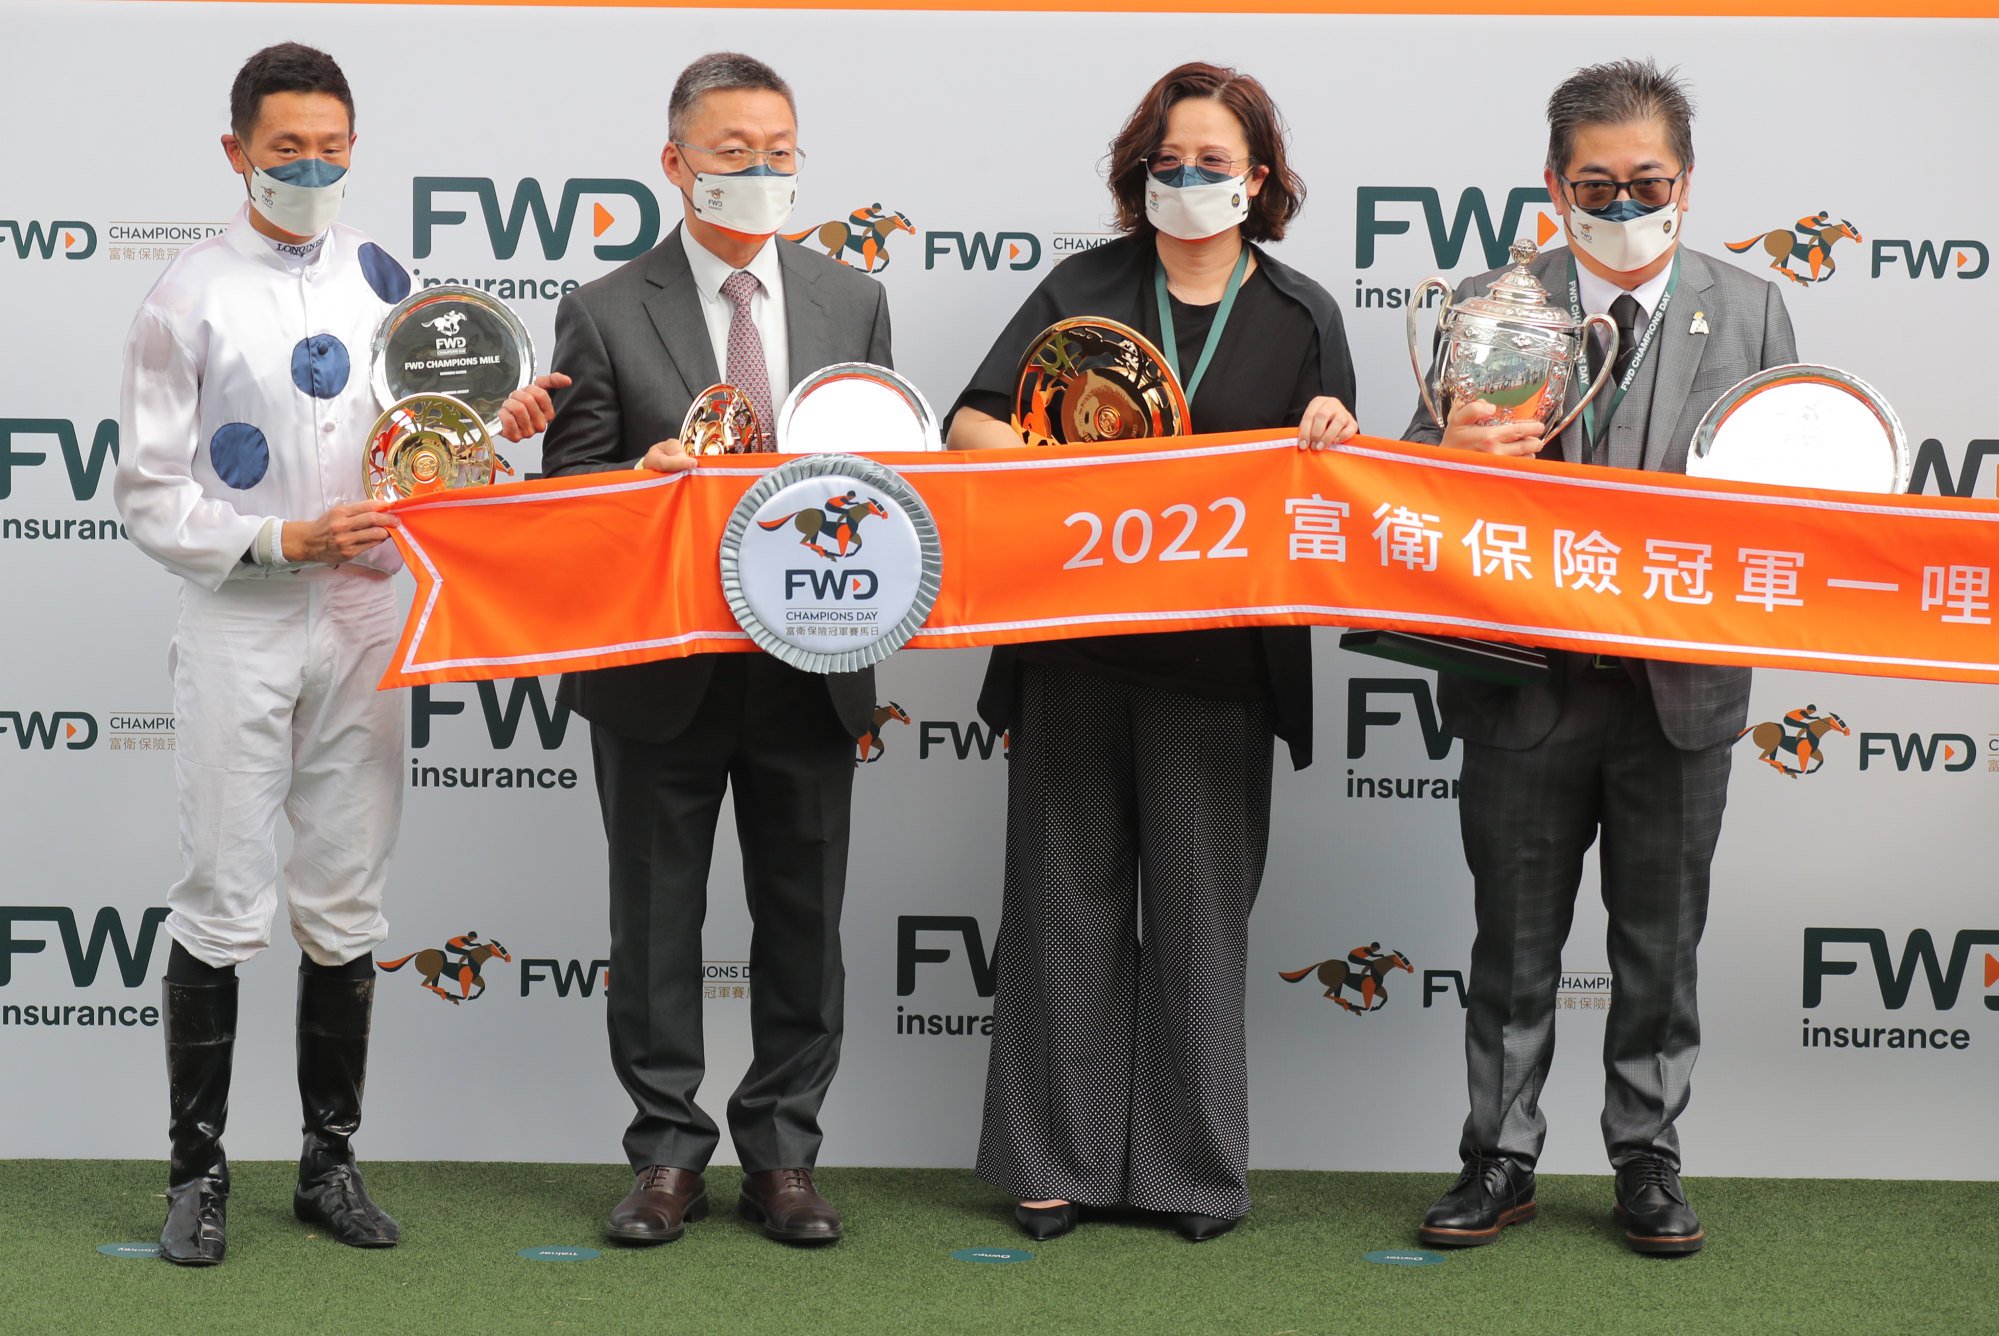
[540,227,895,743]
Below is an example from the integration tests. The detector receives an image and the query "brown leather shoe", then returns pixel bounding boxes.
[739,1168,842,1244]
[606,1165,707,1244]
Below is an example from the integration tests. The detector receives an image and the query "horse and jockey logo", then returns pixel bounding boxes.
[422,310,469,336]
[758,490,890,561]
[1280,942,1414,1015]
[378,930,513,1004]
[856,700,911,763]
[1737,703,1851,777]
[1727,212,1863,286]
[784,203,915,273]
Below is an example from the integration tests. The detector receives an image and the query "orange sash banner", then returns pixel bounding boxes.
[382,431,1999,689]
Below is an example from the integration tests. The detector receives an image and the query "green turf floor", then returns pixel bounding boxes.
[3,1161,1992,1335]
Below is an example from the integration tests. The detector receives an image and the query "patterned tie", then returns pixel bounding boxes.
[720,269,775,452]
[1588,293,1645,390]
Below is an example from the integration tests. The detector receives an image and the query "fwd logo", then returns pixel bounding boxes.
[1804,928,1999,1011]
[784,568,878,599]
[521,957,610,997]
[896,915,997,997]
[410,679,570,750]
[0,906,169,987]
[412,178,660,261]
[0,419,119,501]
[1870,239,1990,279]
[1857,732,1977,772]
[1354,187,1555,270]
[924,231,1041,271]
[1,220,97,260]
[1346,679,1452,760]
[1910,439,1999,497]
[0,711,97,750]
[918,720,1006,761]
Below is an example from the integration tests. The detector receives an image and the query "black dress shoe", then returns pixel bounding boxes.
[1417,1154,1537,1247]
[1172,1213,1237,1242]
[1614,1156,1704,1255]
[739,1168,842,1244]
[607,1166,708,1244]
[1013,1202,1079,1240]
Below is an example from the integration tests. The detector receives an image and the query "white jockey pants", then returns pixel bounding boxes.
[166,570,403,967]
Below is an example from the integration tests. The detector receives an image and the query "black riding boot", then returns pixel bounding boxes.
[161,975,237,1266]
[293,963,400,1247]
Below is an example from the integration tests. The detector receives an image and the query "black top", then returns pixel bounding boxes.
[949,232,1357,768]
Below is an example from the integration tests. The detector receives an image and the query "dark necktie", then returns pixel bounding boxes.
[720,269,776,451]
[1588,292,1645,389]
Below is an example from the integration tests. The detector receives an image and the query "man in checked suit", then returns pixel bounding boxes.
[1405,59,1795,1255]
[540,51,892,1247]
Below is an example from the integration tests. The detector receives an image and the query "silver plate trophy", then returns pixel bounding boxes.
[1343,239,1618,684]
[1687,364,1911,494]
[370,284,536,428]
[776,363,943,453]
[363,285,536,501]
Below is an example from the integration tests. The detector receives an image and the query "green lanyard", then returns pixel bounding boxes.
[1567,250,1679,447]
[1154,244,1250,406]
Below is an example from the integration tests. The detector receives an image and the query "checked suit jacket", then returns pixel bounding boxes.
[1404,245,1797,753]
[539,225,893,744]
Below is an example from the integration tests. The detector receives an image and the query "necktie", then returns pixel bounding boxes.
[720,269,775,451]
[1588,292,1645,389]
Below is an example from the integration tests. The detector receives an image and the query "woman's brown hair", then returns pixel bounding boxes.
[1105,62,1305,243]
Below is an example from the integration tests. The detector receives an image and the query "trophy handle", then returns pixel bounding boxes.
[1405,278,1454,430]
[1547,311,1620,446]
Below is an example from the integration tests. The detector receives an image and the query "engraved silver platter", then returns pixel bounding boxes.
[370,283,536,431]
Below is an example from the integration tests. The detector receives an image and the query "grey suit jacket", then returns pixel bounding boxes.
[1402,245,1797,752]
[540,226,895,743]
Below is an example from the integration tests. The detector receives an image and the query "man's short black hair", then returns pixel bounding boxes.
[230,42,355,140]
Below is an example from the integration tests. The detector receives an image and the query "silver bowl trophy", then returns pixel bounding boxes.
[1343,240,1618,683]
[363,284,536,501]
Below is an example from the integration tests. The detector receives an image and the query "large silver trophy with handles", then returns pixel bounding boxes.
[1408,238,1618,444]
[1343,239,1623,685]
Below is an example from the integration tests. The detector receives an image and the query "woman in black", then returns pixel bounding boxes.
[945,62,1357,1241]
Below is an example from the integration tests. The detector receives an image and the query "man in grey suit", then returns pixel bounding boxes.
[540,51,892,1247]
[1406,59,1795,1255]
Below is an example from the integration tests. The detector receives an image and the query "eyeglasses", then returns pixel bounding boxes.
[1563,170,1684,211]
[1146,151,1254,184]
[672,143,804,175]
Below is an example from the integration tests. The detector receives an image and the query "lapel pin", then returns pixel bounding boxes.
[1689,310,1709,335]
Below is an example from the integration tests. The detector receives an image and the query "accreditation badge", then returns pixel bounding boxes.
[719,454,942,673]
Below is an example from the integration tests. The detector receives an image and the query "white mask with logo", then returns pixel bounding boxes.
[247,157,348,238]
[1144,169,1250,242]
[1566,198,1680,273]
[689,166,797,239]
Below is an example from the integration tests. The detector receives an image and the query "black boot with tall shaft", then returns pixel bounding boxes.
[292,964,400,1247]
[160,976,237,1266]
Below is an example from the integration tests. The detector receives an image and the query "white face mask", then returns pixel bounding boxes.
[689,167,796,239]
[246,157,348,238]
[1145,169,1250,242]
[1566,198,1680,273]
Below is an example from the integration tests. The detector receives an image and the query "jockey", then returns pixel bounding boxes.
[1793,211,1832,273]
[1348,941,1384,968]
[849,202,890,233]
[1783,703,1822,741]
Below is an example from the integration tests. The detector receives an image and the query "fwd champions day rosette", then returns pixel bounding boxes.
[719,454,943,673]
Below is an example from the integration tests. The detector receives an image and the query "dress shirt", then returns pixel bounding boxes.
[679,225,791,404]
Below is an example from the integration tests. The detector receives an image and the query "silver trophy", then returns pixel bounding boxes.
[363,285,536,500]
[1687,364,1911,495]
[1408,239,1619,445]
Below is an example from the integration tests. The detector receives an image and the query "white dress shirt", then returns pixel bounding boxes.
[1574,251,1676,361]
[679,225,791,404]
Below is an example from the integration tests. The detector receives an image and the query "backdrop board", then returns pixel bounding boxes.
[1,0,1994,1182]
